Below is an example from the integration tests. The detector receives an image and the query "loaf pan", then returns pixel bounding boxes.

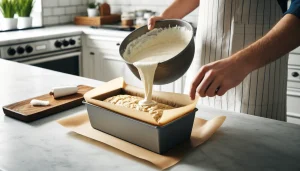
[83,101,197,154]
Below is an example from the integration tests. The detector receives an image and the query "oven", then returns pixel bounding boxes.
[16,49,81,76]
[0,35,82,76]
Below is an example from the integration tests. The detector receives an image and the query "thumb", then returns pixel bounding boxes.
[148,16,164,30]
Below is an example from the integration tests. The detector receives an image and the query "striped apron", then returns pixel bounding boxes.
[185,0,288,121]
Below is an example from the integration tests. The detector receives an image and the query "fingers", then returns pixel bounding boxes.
[189,66,208,100]
[216,85,228,96]
[197,70,215,97]
[206,77,222,97]
[148,16,164,30]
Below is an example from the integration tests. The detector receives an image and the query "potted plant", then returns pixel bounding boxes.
[0,0,17,30]
[87,2,99,17]
[15,0,34,29]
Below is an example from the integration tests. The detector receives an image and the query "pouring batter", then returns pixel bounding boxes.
[123,27,192,106]
[148,0,300,121]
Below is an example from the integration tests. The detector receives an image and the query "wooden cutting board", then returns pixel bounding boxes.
[74,14,121,26]
[2,85,94,122]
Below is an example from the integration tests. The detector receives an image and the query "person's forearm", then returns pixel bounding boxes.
[233,14,300,73]
[161,0,199,19]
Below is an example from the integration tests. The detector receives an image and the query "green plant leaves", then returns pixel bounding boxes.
[88,2,98,9]
[15,0,34,17]
[0,0,17,18]
[0,0,34,18]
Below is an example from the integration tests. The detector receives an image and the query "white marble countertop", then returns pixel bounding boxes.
[1,59,300,171]
[0,25,131,46]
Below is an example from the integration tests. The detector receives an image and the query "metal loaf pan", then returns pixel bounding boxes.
[84,101,197,154]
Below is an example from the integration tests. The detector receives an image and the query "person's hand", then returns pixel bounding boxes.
[189,56,251,100]
[147,16,165,30]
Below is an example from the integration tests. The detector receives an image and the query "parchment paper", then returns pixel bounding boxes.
[84,77,198,126]
[57,113,226,170]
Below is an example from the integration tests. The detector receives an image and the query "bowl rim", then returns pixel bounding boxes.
[119,19,195,65]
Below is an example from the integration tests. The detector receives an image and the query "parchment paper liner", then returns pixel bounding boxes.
[57,113,226,170]
[84,77,198,126]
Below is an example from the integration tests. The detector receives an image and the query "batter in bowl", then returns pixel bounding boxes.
[123,27,192,106]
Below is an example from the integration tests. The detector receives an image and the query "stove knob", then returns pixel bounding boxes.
[62,40,69,47]
[17,46,25,54]
[54,41,62,48]
[7,47,16,56]
[25,45,33,53]
[69,39,76,45]
[292,72,299,77]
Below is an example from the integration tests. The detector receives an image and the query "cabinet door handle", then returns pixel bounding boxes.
[292,72,299,77]
[116,43,120,46]
[90,52,95,55]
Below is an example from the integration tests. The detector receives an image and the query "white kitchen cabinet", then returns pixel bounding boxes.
[287,46,300,125]
[287,89,300,125]
[101,54,126,82]
[82,48,103,80]
[82,34,143,87]
[82,34,186,94]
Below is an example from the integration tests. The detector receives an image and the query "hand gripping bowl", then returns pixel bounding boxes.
[119,19,195,85]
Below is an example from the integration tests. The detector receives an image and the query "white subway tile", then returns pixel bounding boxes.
[80,12,88,16]
[110,5,131,13]
[71,14,77,22]
[65,6,77,14]
[140,0,166,5]
[128,6,136,12]
[165,0,174,5]
[43,16,59,25]
[53,7,66,15]
[43,8,52,16]
[42,0,198,26]
[108,0,130,5]
[130,0,168,6]
[183,15,198,26]
[90,0,97,4]
[189,7,199,16]
[59,15,72,23]
[133,5,158,12]
[129,0,141,5]
[110,5,122,13]
[120,5,131,13]
[77,6,87,13]
[157,6,167,14]
[59,0,70,6]
[70,0,82,5]
[43,0,58,7]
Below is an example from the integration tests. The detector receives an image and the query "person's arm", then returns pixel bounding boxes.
[189,14,300,99]
[148,0,199,30]
[239,14,300,73]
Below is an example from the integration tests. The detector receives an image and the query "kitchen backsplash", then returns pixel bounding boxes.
[43,0,199,26]
[43,0,88,25]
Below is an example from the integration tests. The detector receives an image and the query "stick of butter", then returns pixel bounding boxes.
[30,99,50,106]
[50,86,78,98]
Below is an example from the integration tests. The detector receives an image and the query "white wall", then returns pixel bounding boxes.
[103,0,199,26]
[42,0,199,26]
[43,0,88,25]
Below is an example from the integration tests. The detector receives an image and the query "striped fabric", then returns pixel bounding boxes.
[185,0,288,121]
